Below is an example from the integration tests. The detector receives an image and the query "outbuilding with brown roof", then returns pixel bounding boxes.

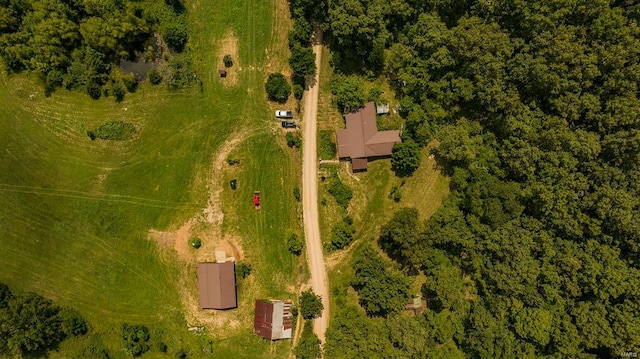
[197,262,237,310]
[253,299,293,340]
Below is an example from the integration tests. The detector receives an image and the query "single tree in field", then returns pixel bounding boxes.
[299,290,323,319]
[265,73,291,103]
[223,54,233,67]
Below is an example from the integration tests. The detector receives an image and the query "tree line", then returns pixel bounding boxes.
[286,0,640,357]
[0,283,87,356]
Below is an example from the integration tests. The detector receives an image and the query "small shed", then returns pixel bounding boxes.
[218,68,227,78]
[405,296,424,315]
[253,299,293,340]
[197,262,237,310]
[376,102,389,115]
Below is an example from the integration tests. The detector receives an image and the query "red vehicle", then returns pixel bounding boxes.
[254,191,261,210]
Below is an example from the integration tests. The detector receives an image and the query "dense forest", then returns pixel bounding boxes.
[287,0,640,357]
[0,0,190,99]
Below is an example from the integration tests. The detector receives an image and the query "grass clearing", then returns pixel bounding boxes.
[0,0,301,356]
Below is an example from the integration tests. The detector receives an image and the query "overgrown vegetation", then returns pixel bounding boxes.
[318,130,336,160]
[327,216,355,250]
[286,131,302,148]
[287,233,304,255]
[236,262,252,279]
[327,176,352,209]
[88,121,137,141]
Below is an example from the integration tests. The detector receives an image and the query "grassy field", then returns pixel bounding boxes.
[0,0,301,357]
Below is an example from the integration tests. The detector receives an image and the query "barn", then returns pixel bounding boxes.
[197,262,237,310]
[253,299,293,340]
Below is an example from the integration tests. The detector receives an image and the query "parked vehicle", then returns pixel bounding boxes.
[281,121,297,128]
[254,191,261,210]
[275,110,293,118]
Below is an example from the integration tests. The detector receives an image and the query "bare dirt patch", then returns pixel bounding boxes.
[217,30,240,87]
[147,130,253,335]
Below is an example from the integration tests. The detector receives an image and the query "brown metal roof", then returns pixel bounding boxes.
[197,262,237,310]
[336,102,401,170]
[352,158,368,171]
[253,300,293,340]
[254,300,274,339]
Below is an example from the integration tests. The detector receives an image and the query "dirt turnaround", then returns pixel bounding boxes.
[302,31,330,346]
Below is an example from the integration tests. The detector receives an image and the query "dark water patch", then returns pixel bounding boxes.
[119,58,154,82]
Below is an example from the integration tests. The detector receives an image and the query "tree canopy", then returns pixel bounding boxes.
[0,0,187,98]
[265,72,292,103]
[0,284,88,356]
[298,0,640,356]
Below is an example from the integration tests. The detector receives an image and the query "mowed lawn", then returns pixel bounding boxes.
[0,0,298,356]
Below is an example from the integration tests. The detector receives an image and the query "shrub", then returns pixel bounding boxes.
[121,324,151,357]
[163,24,188,52]
[87,83,102,99]
[294,83,304,100]
[122,73,138,92]
[148,68,162,85]
[329,219,356,250]
[60,308,88,336]
[189,237,201,249]
[287,233,304,255]
[327,177,352,209]
[367,86,382,102]
[389,185,402,202]
[111,82,126,102]
[237,262,252,279]
[93,121,136,141]
[223,54,233,67]
[293,185,301,201]
[265,73,291,102]
[286,132,302,148]
[166,56,196,89]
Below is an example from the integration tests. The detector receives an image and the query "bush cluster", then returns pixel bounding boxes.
[327,177,353,209]
[328,216,356,250]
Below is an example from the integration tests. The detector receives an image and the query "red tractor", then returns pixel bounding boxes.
[253,191,261,210]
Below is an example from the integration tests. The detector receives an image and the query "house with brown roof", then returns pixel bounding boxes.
[197,262,237,310]
[253,299,293,340]
[336,102,401,171]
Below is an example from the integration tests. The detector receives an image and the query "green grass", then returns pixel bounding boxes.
[0,0,301,356]
[318,129,337,160]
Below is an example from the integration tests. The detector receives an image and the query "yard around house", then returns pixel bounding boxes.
[0,0,301,357]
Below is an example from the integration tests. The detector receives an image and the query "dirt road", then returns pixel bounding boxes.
[302,32,329,344]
